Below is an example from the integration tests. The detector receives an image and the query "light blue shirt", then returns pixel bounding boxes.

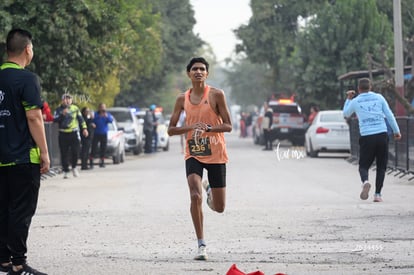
[343,92,400,136]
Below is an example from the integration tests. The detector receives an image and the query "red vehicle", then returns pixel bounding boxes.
[253,98,306,146]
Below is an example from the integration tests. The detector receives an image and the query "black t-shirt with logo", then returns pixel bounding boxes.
[0,62,42,165]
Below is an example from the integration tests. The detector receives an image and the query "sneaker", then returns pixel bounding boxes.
[7,263,47,275]
[373,193,383,202]
[63,172,69,179]
[72,168,79,177]
[194,245,208,261]
[360,181,371,200]
[202,180,213,210]
[0,263,11,273]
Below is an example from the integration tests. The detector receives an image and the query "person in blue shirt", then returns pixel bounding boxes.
[90,103,113,168]
[343,78,401,202]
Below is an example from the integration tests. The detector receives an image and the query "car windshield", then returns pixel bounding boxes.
[110,111,132,123]
[320,113,345,122]
[107,122,115,131]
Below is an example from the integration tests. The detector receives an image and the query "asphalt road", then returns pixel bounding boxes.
[28,132,414,275]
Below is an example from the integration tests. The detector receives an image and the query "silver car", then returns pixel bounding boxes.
[107,107,144,155]
[305,110,351,157]
[106,118,126,164]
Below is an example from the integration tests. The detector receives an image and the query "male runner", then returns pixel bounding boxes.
[168,57,232,260]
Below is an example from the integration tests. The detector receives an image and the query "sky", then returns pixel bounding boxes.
[190,0,252,64]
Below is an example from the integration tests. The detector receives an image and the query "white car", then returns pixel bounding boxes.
[305,110,350,157]
[106,118,126,164]
[135,109,169,152]
[155,112,169,151]
[107,107,144,155]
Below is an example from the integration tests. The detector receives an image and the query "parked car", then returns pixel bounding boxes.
[87,117,125,164]
[253,98,306,146]
[107,107,143,155]
[106,117,126,164]
[155,112,169,151]
[305,110,351,157]
[135,108,169,152]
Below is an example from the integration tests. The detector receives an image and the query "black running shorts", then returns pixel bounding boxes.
[185,157,226,188]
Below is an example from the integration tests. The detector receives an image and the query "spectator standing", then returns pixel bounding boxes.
[90,103,113,168]
[41,98,53,122]
[80,107,95,170]
[151,105,159,152]
[143,107,154,153]
[0,28,50,275]
[262,108,274,150]
[307,106,319,125]
[343,78,401,202]
[54,94,88,178]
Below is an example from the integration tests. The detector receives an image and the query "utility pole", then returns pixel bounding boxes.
[393,0,405,116]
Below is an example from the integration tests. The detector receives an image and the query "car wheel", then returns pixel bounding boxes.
[308,140,318,158]
[292,137,305,146]
[163,140,169,151]
[258,133,265,145]
[120,148,125,163]
[305,138,310,156]
[113,145,121,164]
[253,129,259,145]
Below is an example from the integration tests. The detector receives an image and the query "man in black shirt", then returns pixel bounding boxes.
[263,108,274,150]
[0,29,49,275]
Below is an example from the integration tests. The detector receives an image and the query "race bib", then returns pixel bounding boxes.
[188,138,212,156]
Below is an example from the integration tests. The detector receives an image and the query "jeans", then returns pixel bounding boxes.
[91,134,108,159]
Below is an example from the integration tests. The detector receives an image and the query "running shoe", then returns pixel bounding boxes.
[72,168,79,177]
[194,245,208,261]
[0,263,11,273]
[63,172,69,179]
[202,180,213,210]
[373,193,383,202]
[360,181,371,200]
[7,263,47,275]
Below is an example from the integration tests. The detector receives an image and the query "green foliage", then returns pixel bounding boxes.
[225,58,273,108]
[233,0,401,110]
[377,0,414,38]
[295,0,393,108]
[234,0,325,88]
[0,0,162,109]
[114,0,203,112]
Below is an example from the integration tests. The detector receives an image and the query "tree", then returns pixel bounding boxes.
[234,0,324,91]
[0,0,162,108]
[115,0,203,112]
[224,57,273,108]
[295,0,393,108]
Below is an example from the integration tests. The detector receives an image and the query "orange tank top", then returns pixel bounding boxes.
[184,85,228,164]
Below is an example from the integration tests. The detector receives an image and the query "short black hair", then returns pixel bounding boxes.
[358,78,371,91]
[6,28,32,55]
[186,57,209,72]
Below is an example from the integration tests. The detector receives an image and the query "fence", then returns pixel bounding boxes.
[44,122,61,167]
[347,117,414,180]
